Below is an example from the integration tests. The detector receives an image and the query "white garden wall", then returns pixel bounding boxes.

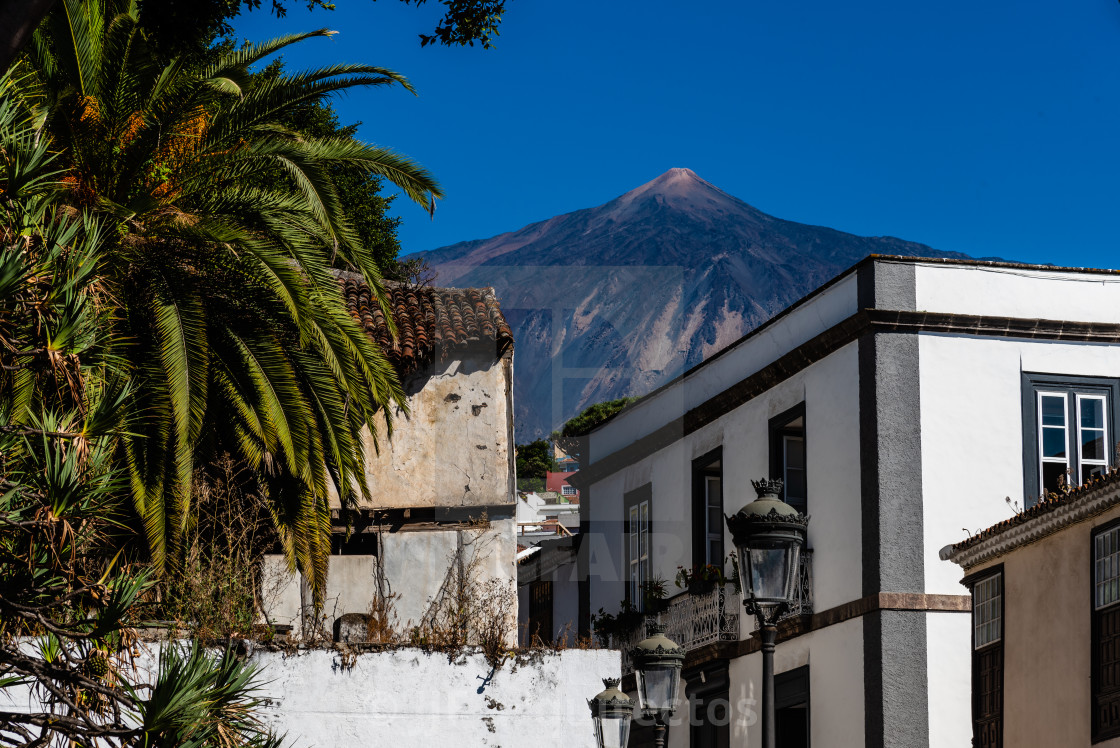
[3,645,620,748]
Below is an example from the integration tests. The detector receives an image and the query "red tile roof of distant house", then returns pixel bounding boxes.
[338,271,514,375]
[546,470,579,499]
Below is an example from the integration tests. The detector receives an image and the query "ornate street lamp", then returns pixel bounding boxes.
[588,677,634,748]
[725,478,809,748]
[629,623,685,748]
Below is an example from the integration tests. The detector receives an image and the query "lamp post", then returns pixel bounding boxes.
[629,623,684,748]
[589,677,634,748]
[725,478,809,748]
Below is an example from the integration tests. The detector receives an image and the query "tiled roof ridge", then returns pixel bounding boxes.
[336,270,513,374]
[951,467,1120,555]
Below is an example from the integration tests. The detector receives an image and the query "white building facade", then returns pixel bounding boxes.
[571,256,1120,747]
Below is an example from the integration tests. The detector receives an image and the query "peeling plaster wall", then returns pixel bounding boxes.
[353,350,515,509]
[3,645,620,748]
[265,519,517,639]
[282,347,519,641]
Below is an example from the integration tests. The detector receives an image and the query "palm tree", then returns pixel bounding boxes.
[9,0,443,598]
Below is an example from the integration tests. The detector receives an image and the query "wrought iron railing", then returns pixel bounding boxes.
[787,548,814,619]
[615,583,740,674]
[613,550,814,673]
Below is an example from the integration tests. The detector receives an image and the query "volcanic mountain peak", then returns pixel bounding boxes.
[414,171,969,439]
[610,167,749,214]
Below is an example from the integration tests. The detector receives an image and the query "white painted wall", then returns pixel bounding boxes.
[4,644,620,748]
[919,334,1120,595]
[727,619,865,748]
[925,611,972,748]
[587,341,863,618]
[914,262,1120,323]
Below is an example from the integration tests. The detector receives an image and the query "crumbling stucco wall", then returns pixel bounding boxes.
[265,518,517,641]
[353,350,515,509]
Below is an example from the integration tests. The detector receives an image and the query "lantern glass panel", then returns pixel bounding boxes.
[750,545,790,601]
[593,715,632,748]
[738,537,802,607]
[635,664,680,715]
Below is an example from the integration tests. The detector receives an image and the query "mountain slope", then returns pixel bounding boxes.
[413,168,970,440]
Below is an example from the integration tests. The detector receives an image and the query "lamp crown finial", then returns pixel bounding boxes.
[602,677,621,689]
[751,478,783,498]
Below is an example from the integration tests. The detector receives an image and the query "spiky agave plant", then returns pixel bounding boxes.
[10,0,444,598]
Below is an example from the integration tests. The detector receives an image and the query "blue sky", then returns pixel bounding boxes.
[234,0,1120,267]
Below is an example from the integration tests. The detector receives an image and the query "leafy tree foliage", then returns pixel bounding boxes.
[0,93,279,748]
[551,397,637,467]
[0,0,512,74]
[259,60,403,276]
[136,0,509,61]
[515,439,553,480]
[10,0,443,599]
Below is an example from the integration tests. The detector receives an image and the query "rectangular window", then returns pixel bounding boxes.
[967,569,1003,748]
[1023,374,1118,505]
[561,485,577,497]
[973,574,1002,649]
[692,449,723,569]
[625,485,652,611]
[1096,525,1120,611]
[770,404,807,514]
[775,665,810,748]
[1094,523,1120,741]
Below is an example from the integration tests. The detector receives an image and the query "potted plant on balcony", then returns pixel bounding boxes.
[674,563,727,595]
[641,576,669,614]
[591,601,645,647]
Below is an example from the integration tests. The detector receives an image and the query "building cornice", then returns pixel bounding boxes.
[572,309,1120,489]
[943,478,1120,570]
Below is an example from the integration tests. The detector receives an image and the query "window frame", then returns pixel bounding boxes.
[1022,373,1119,506]
[962,565,1004,748]
[624,484,652,611]
[561,484,577,497]
[1093,518,1120,743]
[691,447,724,570]
[769,403,807,514]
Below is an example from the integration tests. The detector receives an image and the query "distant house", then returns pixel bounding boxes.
[266,275,517,642]
[545,469,580,501]
[942,472,1120,747]
[553,444,580,473]
[569,255,1120,747]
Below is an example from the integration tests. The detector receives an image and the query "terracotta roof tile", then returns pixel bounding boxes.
[951,468,1120,554]
[337,271,513,375]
